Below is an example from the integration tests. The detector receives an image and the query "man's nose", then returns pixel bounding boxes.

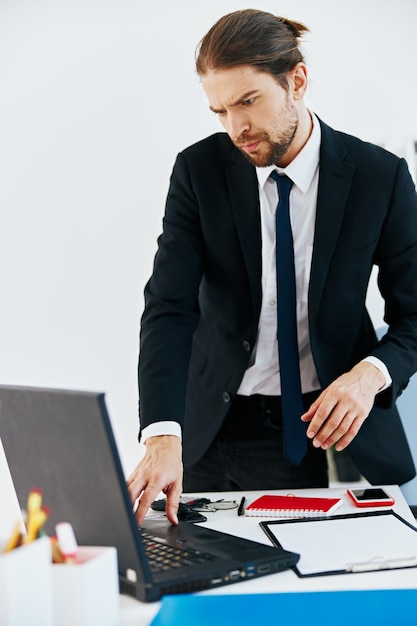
[226,113,250,141]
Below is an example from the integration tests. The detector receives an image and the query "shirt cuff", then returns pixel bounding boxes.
[141,421,182,444]
[362,356,392,392]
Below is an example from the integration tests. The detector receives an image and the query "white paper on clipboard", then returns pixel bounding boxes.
[260,510,417,576]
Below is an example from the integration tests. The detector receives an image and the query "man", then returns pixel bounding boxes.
[127,9,417,525]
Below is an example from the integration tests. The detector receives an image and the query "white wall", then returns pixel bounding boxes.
[0,0,416,486]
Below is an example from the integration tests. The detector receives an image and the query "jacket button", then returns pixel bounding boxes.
[222,392,231,403]
[242,340,251,352]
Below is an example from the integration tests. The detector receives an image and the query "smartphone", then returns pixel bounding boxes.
[347,487,395,507]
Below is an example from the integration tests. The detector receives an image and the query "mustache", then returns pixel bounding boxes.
[234,132,269,147]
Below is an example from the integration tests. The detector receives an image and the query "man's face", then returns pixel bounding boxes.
[201,65,300,167]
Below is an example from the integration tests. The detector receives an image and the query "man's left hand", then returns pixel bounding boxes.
[301,361,385,451]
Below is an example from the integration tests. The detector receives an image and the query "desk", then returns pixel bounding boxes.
[118,485,417,626]
[1,440,416,624]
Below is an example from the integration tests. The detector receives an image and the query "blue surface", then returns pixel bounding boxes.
[151,589,417,626]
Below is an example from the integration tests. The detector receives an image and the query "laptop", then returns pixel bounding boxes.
[0,384,299,602]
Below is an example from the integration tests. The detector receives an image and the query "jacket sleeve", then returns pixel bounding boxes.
[371,157,417,407]
[138,152,204,431]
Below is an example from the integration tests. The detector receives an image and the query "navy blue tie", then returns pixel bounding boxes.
[271,171,307,465]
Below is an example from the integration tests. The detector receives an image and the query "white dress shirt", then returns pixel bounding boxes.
[238,114,321,395]
[141,114,390,443]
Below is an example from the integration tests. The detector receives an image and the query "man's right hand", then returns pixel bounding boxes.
[126,435,183,526]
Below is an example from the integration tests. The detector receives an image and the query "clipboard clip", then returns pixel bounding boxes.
[346,555,417,572]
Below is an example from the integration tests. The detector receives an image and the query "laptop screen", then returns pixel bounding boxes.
[0,385,149,585]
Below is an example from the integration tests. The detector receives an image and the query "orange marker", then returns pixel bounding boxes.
[23,506,50,544]
[24,488,43,542]
[2,520,23,552]
[50,536,65,564]
[27,488,42,515]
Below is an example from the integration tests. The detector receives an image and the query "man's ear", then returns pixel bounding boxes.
[289,62,308,100]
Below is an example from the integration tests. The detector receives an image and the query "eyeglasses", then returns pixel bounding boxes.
[151,497,239,514]
[180,497,239,512]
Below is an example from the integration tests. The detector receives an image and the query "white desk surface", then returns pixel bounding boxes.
[1,446,415,626]
[119,484,417,626]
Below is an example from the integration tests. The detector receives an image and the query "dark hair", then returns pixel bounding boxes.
[196,9,309,88]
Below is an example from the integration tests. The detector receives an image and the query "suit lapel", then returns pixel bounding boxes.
[222,123,356,324]
[225,150,262,313]
[309,121,356,322]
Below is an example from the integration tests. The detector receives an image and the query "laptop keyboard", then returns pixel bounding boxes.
[140,529,217,572]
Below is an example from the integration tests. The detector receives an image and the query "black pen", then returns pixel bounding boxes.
[237,496,246,516]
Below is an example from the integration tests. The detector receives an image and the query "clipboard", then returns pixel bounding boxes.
[260,509,417,577]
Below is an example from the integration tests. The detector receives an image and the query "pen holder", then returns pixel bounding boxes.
[0,536,54,626]
[52,546,119,626]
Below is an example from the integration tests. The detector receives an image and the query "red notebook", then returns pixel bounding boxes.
[245,494,343,518]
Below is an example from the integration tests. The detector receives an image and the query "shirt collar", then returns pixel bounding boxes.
[256,112,321,193]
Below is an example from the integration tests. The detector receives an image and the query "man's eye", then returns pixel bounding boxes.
[242,98,255,106]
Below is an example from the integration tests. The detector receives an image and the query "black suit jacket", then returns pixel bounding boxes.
[139,119,417,485]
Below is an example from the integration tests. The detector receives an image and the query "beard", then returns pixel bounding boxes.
[234,104,298,167]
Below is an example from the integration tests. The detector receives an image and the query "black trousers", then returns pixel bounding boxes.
[183,392,328,493]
